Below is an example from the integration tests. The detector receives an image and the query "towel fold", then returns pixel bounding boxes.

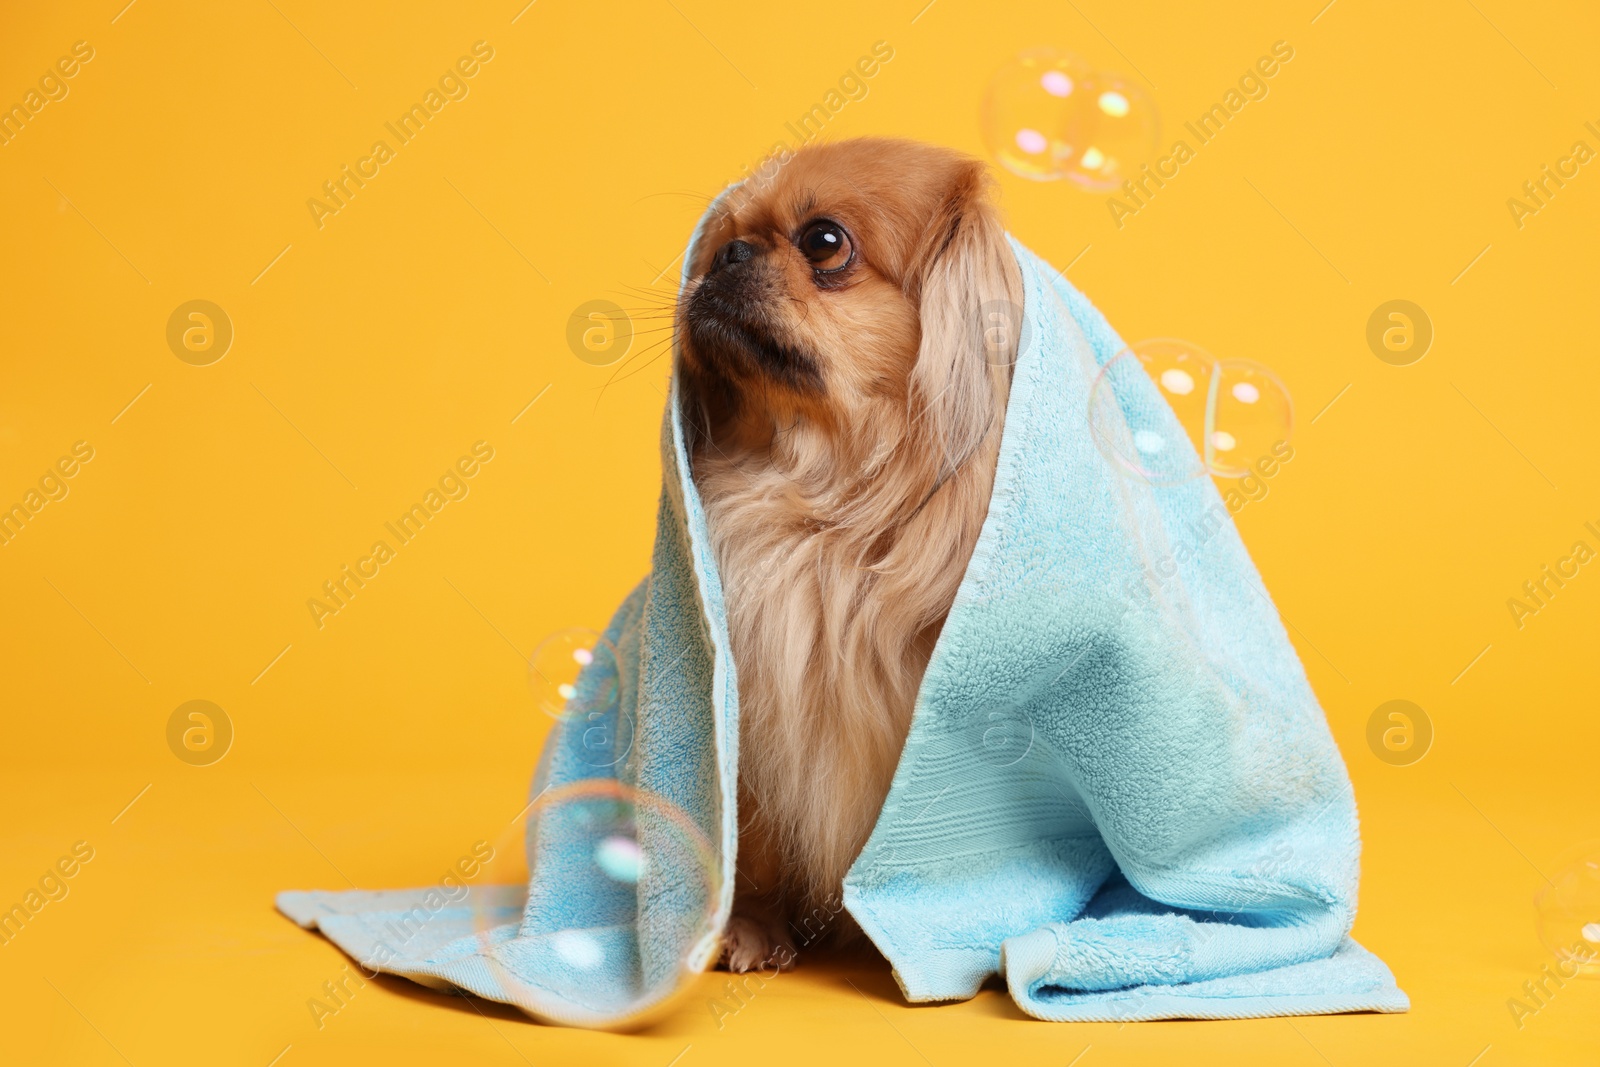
[277,207,1407,1026]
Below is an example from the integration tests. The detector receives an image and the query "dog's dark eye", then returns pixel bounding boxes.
[797,219,853,272]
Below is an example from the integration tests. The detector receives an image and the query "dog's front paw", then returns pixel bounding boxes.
[720,915,797,973]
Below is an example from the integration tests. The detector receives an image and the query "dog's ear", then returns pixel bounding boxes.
[908,161,1023,478]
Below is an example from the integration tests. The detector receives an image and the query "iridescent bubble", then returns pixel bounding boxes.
[1059,71,1160,191]
[981,49,1158,189]
[1206,360,1294,478]
[1133,429,1166,454]
[528,628,619,719]
[1015,128,1048,155]
[1535,844,1600,979]
[528,628,633,770]
[1041,70,1074,97]
[980,49,1095,181]
[550,929,604,971]
[1159,368,1198,395]
[1089,340,1296,485]
[595,834,646,883]
[1088,339,1217,485]
[473,780,724,1024]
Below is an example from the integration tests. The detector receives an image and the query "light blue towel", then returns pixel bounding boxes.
[278,220,1408,1026]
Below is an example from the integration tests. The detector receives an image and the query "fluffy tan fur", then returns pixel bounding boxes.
[674,139,1023,971]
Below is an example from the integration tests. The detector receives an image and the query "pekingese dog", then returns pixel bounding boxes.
[674,138,1025,972]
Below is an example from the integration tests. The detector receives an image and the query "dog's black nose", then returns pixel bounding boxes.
[712,238,756,273]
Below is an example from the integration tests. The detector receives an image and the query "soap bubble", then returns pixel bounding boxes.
[473,779,724,1025]
[980,49,1158,187]
[529,628,619,719]
[980,49,1095,181]
[1205,360,1294,478]
[1059,71,1159,191]
[1089,340,1296,485]
[1535,843,1600,979]
[529,628,633,771]
[1088,339,1216,485]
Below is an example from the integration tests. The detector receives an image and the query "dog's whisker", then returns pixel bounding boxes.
[607,347,674,387]
[601,338,676,390]
[614,285,680,301]
[595,302,677,316]
[630,189,717,207]
[601,335,675,385]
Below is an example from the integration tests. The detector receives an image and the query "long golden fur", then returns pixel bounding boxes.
[674,138,1023,972]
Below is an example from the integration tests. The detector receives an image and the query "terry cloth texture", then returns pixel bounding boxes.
[278,213,1407,1026]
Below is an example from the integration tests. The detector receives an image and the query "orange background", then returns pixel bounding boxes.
[1,0,1596,1063]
